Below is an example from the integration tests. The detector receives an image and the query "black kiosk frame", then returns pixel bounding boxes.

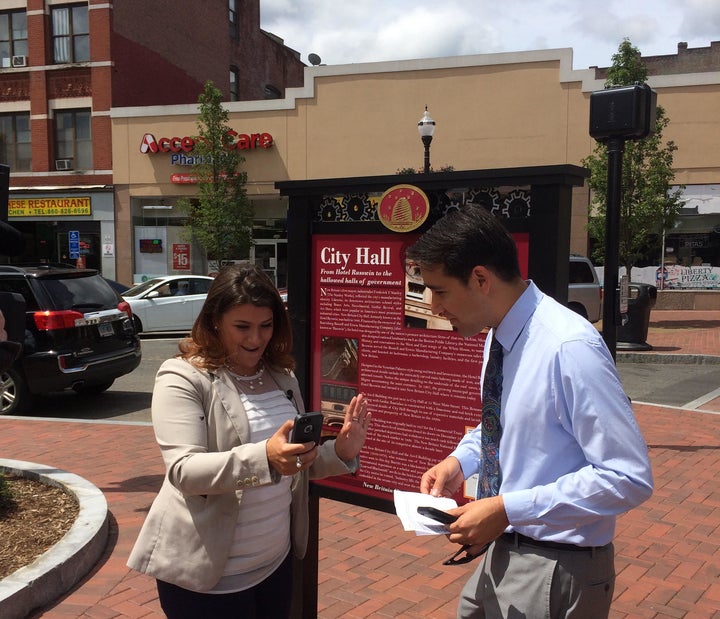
[276,164,587,618]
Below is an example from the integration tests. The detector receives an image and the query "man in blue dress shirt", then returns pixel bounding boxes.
[408,205,653,618]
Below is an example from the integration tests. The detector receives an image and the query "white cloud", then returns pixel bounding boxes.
[259,0,718,69]
[680,0,720,38]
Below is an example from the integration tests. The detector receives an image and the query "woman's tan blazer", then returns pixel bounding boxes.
[127,357,357,591]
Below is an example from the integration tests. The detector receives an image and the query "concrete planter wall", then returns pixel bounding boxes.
[0,460,108,619]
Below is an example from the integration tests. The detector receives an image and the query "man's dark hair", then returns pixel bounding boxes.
[406,205,521,282]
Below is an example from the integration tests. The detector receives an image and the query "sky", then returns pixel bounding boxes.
[259,0,720,70]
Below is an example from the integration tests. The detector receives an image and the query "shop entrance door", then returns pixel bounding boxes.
[251,240,287,288]
[56,229,101,270]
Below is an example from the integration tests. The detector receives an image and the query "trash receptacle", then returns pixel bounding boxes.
[616,283,657,351]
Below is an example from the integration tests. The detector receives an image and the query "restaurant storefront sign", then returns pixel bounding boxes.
[656,264,720,289]
[9,197,92,217]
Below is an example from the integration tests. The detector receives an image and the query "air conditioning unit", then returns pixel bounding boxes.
[55,159,73,171]
[11,55,27,68]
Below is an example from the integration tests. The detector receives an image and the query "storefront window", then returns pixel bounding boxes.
[648,186,720,289]
[664,213,720,267]
[666,187,720,268]
[657,207,720,290]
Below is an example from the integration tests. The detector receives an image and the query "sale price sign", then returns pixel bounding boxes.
[172,244,191,270]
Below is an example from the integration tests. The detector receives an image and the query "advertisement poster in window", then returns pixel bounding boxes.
[310,233,529,505]
[172,243,191,271]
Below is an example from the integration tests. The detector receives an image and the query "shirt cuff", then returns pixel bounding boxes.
[501,488,536,525]
[449,447,478,479]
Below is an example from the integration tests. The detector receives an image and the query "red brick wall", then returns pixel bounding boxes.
[111,0,231,105]
[110,33,207,107]
[593,41,720,79]
[3,0,305,186]
[112,0,305,104]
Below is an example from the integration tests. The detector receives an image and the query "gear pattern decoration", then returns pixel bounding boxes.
[318,195,342,221]
[440,192,464,217]
[343,193,374,221]
[317,194,379,221]
[315,187,531,221]
[466,188,502,215]
[502,189,532,218]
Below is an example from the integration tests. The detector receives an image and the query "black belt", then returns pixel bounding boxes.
[501,532,605,553]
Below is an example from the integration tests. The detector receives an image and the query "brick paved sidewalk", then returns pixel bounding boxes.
[1,400,718,618]
[644,310,720,356]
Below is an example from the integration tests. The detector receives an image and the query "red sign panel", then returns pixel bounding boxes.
[170,173,198,184]
[310,233,529,504]
[172,243,191,271]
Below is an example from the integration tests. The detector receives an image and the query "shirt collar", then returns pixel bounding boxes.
[493,281,542,353]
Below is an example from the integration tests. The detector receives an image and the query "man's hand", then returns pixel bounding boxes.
[420,457,464,498]
[446,495,509,552]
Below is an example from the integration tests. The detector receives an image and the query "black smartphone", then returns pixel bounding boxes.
[290,411,324,446]
[417,505,458,525]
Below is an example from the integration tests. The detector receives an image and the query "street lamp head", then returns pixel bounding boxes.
[417,106,436,138]
[417,106,435,173]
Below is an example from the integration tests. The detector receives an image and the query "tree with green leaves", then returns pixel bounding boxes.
[178,81,254,267]
[583,39,683,274]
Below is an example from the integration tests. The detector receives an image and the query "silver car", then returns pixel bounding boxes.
[122,275,214,333]
[568,256,602,323]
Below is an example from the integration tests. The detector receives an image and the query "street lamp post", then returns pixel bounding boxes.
[417,106,436,174]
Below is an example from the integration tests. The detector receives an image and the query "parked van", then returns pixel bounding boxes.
[568,255,602,323]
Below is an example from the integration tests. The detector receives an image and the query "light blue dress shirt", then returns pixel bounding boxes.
[451,281,654,546]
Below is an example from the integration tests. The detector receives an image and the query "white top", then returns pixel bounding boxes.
[211,387,296,593]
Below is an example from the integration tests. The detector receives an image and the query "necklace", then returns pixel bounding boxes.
[225,361,265,390]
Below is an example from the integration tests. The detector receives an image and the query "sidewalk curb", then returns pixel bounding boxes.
[617,352,720,364]
[0,459,108,619]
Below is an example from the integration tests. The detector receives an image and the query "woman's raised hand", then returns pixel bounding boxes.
[333,393,370,462]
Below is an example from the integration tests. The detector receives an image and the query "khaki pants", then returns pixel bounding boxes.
[457,535,615,619]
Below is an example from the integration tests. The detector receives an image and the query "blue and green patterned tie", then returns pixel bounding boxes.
[479,336,503,499]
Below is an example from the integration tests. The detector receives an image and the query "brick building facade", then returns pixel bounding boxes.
[0,0,304,276]
[593,40,720,78]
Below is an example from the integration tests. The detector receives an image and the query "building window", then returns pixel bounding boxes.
[52,4,89,64]
[0,10,28,67]
[229,0,239,38]
[230,66,239,101]
[55,109,92,170]
[0,113,31,171]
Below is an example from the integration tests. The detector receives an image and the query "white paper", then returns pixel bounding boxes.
[393,489,458,536]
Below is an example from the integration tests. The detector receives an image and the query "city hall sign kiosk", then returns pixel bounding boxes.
[276,164,587,618]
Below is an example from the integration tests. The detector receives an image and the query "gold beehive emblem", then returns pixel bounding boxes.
[391,196,413,226]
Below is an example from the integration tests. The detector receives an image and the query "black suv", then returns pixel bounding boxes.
[0,265,141,414]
